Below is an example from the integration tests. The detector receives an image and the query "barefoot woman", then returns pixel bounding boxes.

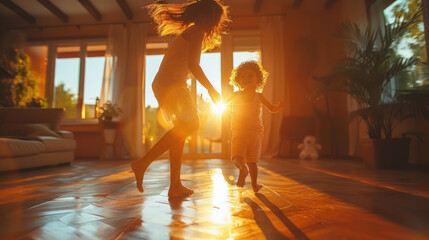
[131,0,229,197]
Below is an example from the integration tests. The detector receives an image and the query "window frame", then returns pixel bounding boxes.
[26,38,107,123]
[376,0,429,92]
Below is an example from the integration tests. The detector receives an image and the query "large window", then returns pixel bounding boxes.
[143,34,261,158]
[144,52,224,155]
[53,44,106,119]
[384,0,429,90]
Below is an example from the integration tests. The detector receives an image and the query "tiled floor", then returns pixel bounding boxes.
[1,157,429,239]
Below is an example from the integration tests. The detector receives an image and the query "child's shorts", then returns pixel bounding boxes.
[155,87,198,124]
[231,132,263,163]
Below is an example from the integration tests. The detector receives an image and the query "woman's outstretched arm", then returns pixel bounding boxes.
[184,25,220,103]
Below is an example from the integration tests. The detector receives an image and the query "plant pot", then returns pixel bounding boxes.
[359,138,411,169]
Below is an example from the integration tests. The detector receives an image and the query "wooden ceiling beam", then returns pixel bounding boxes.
[292,0,304,9]
[77,0,101,21]
[116,0,133,20]
[0,0,36,24]
[36,0,68,22]
[324,0,337,9]
[253,0,263,13]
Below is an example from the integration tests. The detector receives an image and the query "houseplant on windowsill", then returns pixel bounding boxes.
[99,101,122,122]
[311,5,429,168]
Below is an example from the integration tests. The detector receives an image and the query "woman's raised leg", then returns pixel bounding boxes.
[131,120,199,192]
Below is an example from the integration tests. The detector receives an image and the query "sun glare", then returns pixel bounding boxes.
[212,102,226,115]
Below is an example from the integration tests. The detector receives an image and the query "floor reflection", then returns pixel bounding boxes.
[1,158,428,239]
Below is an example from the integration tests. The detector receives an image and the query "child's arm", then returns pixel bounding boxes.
[259,93,284,113]
[186,26,220,103]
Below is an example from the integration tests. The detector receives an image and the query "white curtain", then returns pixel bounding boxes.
[120,23,147,159]
[260,16,285,157]
[101,23,147,159]
[101,24,127,105]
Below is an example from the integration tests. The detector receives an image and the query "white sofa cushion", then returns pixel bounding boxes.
[0,138,45,157]
[35,136,77,152]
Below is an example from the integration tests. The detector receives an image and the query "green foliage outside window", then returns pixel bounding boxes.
[387,0,429,88]
[55,83,77,118]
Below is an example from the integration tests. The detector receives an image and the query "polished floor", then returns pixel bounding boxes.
[1,157,429,239]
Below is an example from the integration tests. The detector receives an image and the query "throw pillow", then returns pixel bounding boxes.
[16,124,61,138]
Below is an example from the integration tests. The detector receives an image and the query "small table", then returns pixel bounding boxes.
[100,121,123,160]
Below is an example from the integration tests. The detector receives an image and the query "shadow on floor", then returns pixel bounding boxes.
[266,161,429,234]
[244,197,289,240]
[256,193,309,240]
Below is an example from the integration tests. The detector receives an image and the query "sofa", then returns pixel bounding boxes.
[0,108,76,171]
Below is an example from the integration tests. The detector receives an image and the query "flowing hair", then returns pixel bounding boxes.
[230,61,269,93]
[146,0,229,52]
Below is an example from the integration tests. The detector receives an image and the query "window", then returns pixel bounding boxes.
[144,33,261,157]
[383,0,429,90]
[23,45,48,100]
[53,43,106,119]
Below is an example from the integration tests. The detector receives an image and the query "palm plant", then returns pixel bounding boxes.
[313,5,427,139]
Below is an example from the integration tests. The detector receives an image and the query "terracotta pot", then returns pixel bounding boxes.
[359,138,411,168]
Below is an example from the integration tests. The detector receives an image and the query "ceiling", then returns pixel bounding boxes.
[0,0,340,30]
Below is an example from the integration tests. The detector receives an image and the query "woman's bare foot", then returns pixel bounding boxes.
[252,183,263,193]
[131,161,150,193]
[168,185,194,198]
[236,167,248,188]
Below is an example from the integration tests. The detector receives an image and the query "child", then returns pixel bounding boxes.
[226,60,283,193]
[131,0,229,197]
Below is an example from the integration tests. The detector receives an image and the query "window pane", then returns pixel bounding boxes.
[83,56,105,119]
[145,55,165,147]
[197,53,222,153]
[384,0,429,89]
[54,52,80,118]
[23,46,48,100]
[233,51,260,68]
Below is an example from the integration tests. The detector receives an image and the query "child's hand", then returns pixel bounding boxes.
[209,89,221,104]
[272,101,284,113]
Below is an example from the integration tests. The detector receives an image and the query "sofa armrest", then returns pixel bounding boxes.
[57,130,74,139]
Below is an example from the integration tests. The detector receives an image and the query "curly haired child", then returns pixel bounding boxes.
[225,60,283,193]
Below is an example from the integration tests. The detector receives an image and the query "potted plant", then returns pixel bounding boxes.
[99,101,122,122]
[311,6,429,168]
[0,48,39,107]
[98,101,123,159]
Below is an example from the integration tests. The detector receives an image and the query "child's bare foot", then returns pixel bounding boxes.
[252,184,263,193]
[168,185,194,198]
[236,167,248,188]
[131,161,150,193]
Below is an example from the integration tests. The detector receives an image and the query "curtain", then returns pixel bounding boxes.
[101,24,127,105]
[101,23,147,159]
[260,16,286,157]
[120,23,147,159]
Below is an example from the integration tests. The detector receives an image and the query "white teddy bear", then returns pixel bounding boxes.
[298,136,322,160]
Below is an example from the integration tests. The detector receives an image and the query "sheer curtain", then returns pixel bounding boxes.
[101,24,127,105]
[101,23,147,159]
[260,16,285,157]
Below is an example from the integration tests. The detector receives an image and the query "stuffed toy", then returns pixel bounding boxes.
[298,136,322,160]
